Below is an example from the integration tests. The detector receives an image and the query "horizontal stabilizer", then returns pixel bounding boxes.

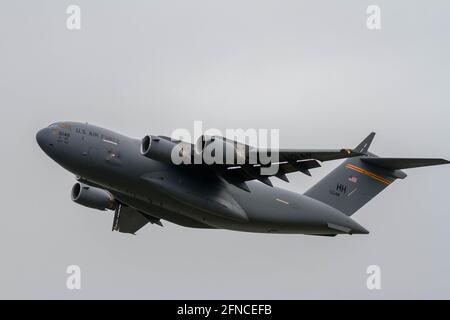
[361,157,450,170]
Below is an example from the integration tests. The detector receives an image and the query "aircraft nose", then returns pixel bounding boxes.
[36,128,50,150]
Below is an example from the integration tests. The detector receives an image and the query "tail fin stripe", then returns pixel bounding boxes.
[345,164,393,185]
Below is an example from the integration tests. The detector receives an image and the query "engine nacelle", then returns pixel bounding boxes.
[141,134,251,165]
[141,135,192,164]
[71,183,117,211]
[197,135,248,165]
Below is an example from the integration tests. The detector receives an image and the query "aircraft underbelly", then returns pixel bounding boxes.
[125,171,339,233]
[223,181,356,234]
[140,170,249,223]
[110,191,214,229]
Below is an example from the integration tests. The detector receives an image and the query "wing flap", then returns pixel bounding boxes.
[221,160,322,190]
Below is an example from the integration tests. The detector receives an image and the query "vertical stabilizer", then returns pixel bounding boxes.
[304,133,448,216]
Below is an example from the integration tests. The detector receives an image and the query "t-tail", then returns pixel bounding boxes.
[304,132,449,216]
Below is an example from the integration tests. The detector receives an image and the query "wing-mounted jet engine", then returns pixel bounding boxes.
[141,134,257,166]
[71,182,117,211]
[71,182,161,234]
[195,135,249,165]
[140,135,183,164]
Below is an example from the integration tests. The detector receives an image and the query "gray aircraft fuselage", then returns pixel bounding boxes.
[36,122,369,235]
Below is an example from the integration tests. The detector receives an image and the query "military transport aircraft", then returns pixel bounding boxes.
[36,122,449,236]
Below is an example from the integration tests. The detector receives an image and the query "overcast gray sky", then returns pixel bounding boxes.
[1,0,449,299]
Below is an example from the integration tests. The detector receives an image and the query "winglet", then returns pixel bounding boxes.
[355,132,376,154]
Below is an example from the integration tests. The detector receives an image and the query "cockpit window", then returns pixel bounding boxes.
[48,123,71,130]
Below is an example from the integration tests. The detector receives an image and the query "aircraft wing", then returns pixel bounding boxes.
[141,135,362,191]
[253,148,359,163]
[215,148,361,191]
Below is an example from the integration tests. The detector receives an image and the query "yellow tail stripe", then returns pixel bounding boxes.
[346,164,392,185]
[345,164,393,185]
[346,165,391,185]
